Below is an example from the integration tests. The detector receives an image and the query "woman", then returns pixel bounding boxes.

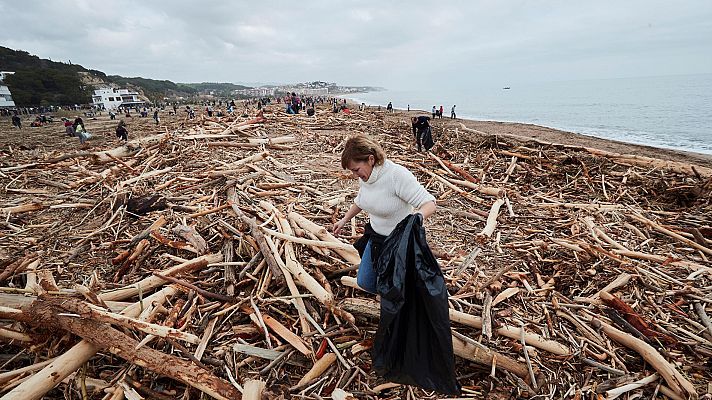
[333,135,436,293]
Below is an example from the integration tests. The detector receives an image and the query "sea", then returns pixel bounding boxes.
[341,73,712,155]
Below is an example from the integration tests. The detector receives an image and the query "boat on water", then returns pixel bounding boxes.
[503,87,511,90]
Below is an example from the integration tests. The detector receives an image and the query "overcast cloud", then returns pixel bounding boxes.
[1,0,711,90]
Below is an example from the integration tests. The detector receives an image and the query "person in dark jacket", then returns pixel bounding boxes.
[11,114,21,129]
[333,135,436,293]
[115,120,128,141]
[411,116,431,152]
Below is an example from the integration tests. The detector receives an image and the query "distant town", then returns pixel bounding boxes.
[212,81,381,100]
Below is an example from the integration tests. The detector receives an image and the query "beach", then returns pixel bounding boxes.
[1,104,711,399]
[361,105,712,170]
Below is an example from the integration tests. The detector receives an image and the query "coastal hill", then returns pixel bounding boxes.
[1,46,381,107]
[0,46,245,106]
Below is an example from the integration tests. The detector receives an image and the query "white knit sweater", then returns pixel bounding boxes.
[355,160,436,236]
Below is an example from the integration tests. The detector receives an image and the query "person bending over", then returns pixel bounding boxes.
[115,120,128,141]
[333,135,436,293]
[411,116,431,151]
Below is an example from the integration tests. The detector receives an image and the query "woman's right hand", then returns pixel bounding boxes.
[333,219,347,235]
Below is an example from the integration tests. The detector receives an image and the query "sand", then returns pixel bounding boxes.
[395,109,712,170]
[2,108,712,170]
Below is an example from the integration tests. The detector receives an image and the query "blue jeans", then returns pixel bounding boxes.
[357,241,377,294]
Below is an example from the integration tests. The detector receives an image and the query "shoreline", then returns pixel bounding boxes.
[346,103,712,170]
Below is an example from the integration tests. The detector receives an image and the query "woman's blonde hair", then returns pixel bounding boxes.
[341,135,386,169]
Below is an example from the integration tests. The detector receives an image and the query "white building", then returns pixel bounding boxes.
[0,71,16,109]
[92,87,144,110]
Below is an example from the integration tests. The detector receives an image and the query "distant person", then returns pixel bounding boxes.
[411,116,432,152]
[451,105,456,119]
[291,92,300,114]
[431,106,436,119]
[109,111,116,120]
[153,110,160,125]
[64,118,75,136]
[115,120,128,141]
[387,102,393,113]
[439,105,444,119]
[73,116,85,133]
[11,114,21,129]
[407,104,410,112]
[74,118,89,145]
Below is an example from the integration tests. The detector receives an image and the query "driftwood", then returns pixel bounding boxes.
[1,104,710,399]
[588,316,698,399]
[600,291,677,345]
[3,296,241,400]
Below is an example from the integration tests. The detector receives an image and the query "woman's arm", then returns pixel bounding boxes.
[333,203,362,235]
[416,200,436,220]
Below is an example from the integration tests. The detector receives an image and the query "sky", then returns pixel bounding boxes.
[1,0,711,90]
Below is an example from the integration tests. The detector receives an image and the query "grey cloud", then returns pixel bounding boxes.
[1,0,710,89]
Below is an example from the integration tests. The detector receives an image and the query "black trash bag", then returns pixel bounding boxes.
[422,126,435,151]
[372,214,460,395]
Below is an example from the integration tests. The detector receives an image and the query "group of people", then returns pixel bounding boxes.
[431,104,457,119]
[62,116,90,144]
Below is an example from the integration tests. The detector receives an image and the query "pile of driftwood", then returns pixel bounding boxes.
[0,104,711,399]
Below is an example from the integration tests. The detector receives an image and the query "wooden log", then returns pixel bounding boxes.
[76,298,201,344]
[12,296,241,400]
[338,293,570,356]
[208,151,269,178]
[227,187,285,284]
[589,273,632,301]
[446,178,504,197]
[288,211,360,265]
[242,379,266,400]
[631,212,712,257]
[261,227,359,251]
[333,299,535,383]
[588,316,697,399]
[0,326,32,342]
[600,291,677,345]
[297,353,337,386]
[261,314,311,356]
[613,249,711,273]
[172,224,208,255]
[0,203,44,215]
[3,286,178,400]
[0,257,38,283]
[92,134,167,163]
[478,198,505,238]
[128,215,167,247]
[219,115,267,135]
[440,158,479,183]
[452,333,533,382]
[247,135,296,145]
[0,358,54,385]
[118,166,173,188]
[101,253,222,302]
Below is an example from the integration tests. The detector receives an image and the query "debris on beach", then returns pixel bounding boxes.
[0,105,711,399]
